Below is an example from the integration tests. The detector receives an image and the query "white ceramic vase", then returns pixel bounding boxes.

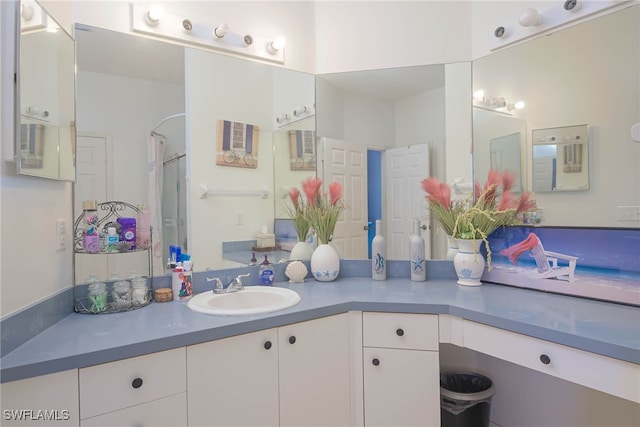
[446,234,459,260]
[290,240,314,261]
[310,243,340,282]
[453,239,485,286]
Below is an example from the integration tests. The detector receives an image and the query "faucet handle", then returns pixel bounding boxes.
[234,273,251,287]
[206,277,224,293]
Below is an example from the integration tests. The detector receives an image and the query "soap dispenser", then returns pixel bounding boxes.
[260,255,274,285]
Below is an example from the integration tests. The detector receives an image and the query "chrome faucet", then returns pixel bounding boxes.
[207,273,251,294]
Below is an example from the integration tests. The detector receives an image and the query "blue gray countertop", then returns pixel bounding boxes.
[1,276,639,383]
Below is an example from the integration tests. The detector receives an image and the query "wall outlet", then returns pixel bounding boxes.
[236,212,244,225]
[56,219,66,251]
[617,206,640,221]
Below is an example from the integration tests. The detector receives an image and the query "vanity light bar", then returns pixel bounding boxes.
[490,0,631,51]
[130,4,284,64]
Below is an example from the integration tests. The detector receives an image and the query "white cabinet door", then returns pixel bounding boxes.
[363,347,440,427]
[1,369,79,426]
[187,328,279,427]
[80,393,186,427]
[278,313,352,427]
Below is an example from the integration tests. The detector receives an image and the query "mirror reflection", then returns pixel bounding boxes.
[17,0,75,181]
[316,65,451,260]
[532,124,589,193]
[74,24,316,280]
[472,4,639,227]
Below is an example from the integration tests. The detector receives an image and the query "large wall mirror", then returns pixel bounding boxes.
[73,24,315,282]
[16,0,75,181]
[315,64,469,261]
[473,4,639,228]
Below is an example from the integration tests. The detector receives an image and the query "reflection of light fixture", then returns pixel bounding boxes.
[276,113,289,124]
[213,23,228,39]
[519,8,543,27]
[144,6,163,26]
[487,97,506,108]
[473,90,485,103]
[21,3,34,20]
[293,106,308,117]
[267,37,285,54]
[508,101,525,111]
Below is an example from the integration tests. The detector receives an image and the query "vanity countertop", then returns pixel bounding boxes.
[1,277,639,383]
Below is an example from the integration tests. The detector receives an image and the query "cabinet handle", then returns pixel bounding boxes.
[289,336,296,345]
[264,340,272,350]
[131,377,143,389]
[396,328,404,337]
[540,354,551,365]
[372,358,380,366]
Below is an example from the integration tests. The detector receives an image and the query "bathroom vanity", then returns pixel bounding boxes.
[1,277,638,426]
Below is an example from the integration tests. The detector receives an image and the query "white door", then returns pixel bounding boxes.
[320,138,368,259]
[384,144,431,260]
[75,135,110,283]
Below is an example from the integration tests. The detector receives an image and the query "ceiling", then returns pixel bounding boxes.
[74,25,445,100]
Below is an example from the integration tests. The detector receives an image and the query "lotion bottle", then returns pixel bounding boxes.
[410,220,426,281]
[371,219,386,280]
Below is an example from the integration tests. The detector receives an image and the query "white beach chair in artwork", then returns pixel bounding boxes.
[529,236,578,282]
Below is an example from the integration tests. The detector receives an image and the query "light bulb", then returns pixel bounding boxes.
[293,106,308,117]
[514,101,525,110]
[519,8,543,27]
[473,90,485,102]
[213,23,229,39]
[21,3,34,21]
[276,113,289,124]
[144,6,163,26]
[267,37,285,54]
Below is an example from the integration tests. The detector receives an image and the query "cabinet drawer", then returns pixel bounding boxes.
[79,347,186,419]
[363,312,438,350]
[81,393,186,427]
[463,320,640,403]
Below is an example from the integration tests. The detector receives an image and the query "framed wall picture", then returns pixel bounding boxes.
[216,120,259,168]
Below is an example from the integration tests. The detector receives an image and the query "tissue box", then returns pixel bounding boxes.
[256,233,276,248]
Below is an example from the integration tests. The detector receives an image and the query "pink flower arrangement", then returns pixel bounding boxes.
[422,169,537,268]
[287,177,345,245]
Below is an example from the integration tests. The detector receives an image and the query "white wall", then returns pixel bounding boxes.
[314,1,472,72]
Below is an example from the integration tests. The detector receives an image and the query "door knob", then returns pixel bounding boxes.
[264,340,272,350]
[372,358,380,366]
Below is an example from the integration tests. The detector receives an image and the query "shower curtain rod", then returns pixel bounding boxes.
[151,112,186,134]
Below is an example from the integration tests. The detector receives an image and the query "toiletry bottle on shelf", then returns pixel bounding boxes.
[260,256,274,285]
[106,227,119,252]
[410,219,426,282]
[371,219,386,280]
[82,200,100,253]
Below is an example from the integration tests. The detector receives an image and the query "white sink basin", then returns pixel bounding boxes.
[187,286,301,315]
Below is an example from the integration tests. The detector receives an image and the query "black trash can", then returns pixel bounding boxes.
[440,371,495,427]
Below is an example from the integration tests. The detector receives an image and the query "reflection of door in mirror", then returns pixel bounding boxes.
[17,1,75,181]
[473,109,526,194]
[315,64,450,260]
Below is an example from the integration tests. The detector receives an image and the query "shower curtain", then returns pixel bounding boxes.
[148,134,165,275]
